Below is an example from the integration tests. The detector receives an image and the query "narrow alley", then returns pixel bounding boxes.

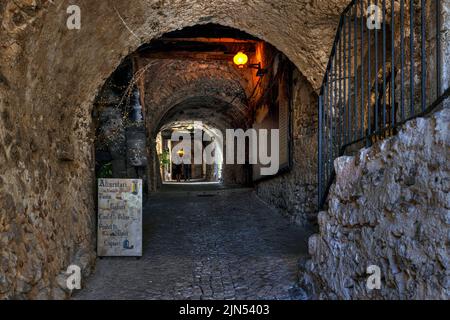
[74,185,312,300]
[1,0,448,302]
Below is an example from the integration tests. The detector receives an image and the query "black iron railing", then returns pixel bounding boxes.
[318,0,449,209]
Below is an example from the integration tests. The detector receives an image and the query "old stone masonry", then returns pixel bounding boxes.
[0,0,449,301]
[301,108,450,300]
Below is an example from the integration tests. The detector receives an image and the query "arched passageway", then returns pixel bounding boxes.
[2,0,346,298]
[1,0,448,300]
[79,24,319,299]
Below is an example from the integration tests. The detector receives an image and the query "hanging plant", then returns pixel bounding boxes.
[97,162,113,178]
[159,150,171,167]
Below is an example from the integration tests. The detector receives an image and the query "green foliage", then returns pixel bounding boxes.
[159,150,170,167]
[97,162,113,178]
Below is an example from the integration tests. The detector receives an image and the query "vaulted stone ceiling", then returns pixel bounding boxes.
[139,59,251,135]
[156,96,248,132]
[1,0,351,101]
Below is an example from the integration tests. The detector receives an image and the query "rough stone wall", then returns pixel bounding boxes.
[300,107,449,300]
[441,0,450,107]
[256,70,319,227]
[0,1,99,299]
[0,98,96,299]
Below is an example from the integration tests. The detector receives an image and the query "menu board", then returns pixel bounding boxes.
[97,179,142,257]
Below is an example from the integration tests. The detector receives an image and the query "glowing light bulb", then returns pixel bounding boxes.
[233,52,248,68]
[177,149,185,157]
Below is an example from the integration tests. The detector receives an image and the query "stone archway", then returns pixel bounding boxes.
[0,0,449,301]
[0,0,348,299]
[152,95,251,187]
[138,56,254,189]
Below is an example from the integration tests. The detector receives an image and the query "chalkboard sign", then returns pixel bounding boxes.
[97,179,143,257]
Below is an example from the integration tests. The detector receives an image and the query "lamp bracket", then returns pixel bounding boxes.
[248,62,267,77]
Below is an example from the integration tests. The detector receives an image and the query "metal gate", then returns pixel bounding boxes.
[318,0,450,209]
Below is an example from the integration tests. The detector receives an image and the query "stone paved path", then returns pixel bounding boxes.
[74,184,312,300]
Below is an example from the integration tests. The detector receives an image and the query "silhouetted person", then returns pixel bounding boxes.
[173,163,182,182]
[183,163,191,182]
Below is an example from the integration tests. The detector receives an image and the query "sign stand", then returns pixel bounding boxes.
[97,179,143,257]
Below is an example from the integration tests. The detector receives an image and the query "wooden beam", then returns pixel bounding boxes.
[159,37,259,44]
[137,51,240,61]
